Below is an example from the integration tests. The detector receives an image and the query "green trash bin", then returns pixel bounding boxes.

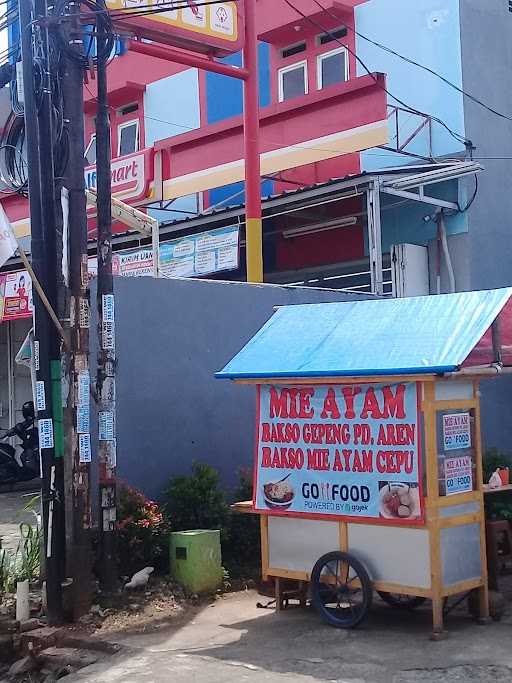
[170,529,223,594]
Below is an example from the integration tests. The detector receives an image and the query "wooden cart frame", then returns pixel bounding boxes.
[236,374,490,637]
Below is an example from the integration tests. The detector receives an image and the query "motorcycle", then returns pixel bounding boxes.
[0,401,40,486]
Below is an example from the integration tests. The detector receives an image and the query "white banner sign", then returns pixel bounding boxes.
[0,205,17,268]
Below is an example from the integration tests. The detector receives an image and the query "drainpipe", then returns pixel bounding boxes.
[436,211,456,293]
[436,219,442,295]
[492,318,503,366]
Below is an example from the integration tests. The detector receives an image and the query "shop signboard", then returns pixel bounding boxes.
[85,149,154,234]
[85,150,150,203]
[254,382,424,525]
[112,247,154,277]
[104,1,244,57]
[0,270,33,322]
[159,225,239,278]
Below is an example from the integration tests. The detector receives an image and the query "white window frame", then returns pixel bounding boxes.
[278,59,308,103]
[117,119,140,157]
[317,47,349,90]
[84,134,96,166]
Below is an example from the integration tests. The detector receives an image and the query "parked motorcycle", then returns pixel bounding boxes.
[0,401,40,486]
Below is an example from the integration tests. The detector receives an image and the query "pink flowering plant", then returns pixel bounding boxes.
[117,483,169,575]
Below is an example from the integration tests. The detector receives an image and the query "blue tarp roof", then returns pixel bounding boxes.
[217,288,512,379]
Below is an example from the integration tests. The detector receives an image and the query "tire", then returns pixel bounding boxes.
[377,591,427,610]
[0,461,18,486]
[311,551,372,628]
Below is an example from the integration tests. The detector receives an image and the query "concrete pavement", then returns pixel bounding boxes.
[72,590,512,682]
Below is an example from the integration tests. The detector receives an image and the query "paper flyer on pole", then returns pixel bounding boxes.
[253,382,424,525]
[0,270,34,322]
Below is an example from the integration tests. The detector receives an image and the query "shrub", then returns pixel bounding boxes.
[164,462,229,534]
[0,522,41,594]
[224,468,261,579]
[117,483,169,575]
[164,463,261,581]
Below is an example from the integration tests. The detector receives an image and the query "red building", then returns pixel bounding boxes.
[2,0,483,300]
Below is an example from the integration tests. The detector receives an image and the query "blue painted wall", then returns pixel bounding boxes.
[144,69,201,221]
[205,42,271,125]
[209,178,274,210]
[144,68,200,145]
[379,181,468,253]
[355,0,466,170]
[7,1,19,64]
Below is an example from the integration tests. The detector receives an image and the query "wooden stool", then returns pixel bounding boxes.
[486,520,512,590]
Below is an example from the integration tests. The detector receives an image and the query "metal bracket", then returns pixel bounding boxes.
[380,187,459,211]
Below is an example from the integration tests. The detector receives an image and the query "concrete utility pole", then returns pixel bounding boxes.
[19,0,63,624]
[60,0,94,618]
[34,0,67,588]
[95,16,118,592]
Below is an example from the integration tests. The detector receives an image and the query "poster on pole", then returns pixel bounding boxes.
[0,270,33,321]
[159,226,239,279]
[254,382,424,525]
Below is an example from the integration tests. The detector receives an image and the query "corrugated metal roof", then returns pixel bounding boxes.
[216,288,512,379]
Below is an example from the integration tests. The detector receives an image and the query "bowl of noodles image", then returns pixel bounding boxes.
[379,482,421,520]
[262,477,295,510]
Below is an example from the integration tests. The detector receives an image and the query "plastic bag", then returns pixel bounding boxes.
[489,469,502,489]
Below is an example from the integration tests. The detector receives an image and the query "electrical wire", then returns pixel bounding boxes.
[52,0,115,66]
[311,0,512,126]
[457,175,478,213]
[282,0,471,151]
[0,113,28,193]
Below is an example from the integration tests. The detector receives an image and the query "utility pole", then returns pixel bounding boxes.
[60,1,93,617]
[19,0,63,624]
[34,0,66,587]
[96,16,118,592]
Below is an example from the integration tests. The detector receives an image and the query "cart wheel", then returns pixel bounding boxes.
[311,551,372,628]
[377,592,427,610]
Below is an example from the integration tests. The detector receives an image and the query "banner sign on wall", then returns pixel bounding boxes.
[254,383,424,524]
[0,270,33,321]
[112,247,154,278]
[159,226,239,279]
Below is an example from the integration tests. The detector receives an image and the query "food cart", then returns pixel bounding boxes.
[217,289,512,637]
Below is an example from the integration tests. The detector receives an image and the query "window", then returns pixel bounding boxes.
[84,135,96,166]
[318,27,348,46]
[117,119,139,157]
[317,47,349,89]
[278,60,308,102]
[281,42,306,58]
[119,103,139,116]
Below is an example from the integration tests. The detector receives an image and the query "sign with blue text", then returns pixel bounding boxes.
[445,456,473,496]
[254,383,424,525]
[159,225,239,279]
[443,413,471,451]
